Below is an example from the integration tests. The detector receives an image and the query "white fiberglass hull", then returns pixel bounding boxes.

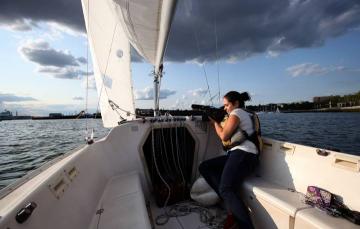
[0,118,359,229]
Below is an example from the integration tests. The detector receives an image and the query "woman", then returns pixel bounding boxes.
[199,91,258,229]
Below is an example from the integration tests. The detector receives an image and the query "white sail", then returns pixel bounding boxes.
[81,0,136,127]
[111,0,177,73]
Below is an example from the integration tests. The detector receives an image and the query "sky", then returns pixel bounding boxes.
[0,0,359,115]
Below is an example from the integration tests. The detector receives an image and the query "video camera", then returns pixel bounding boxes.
[191,104,227,123]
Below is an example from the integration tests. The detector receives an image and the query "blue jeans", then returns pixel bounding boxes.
[199,149,258,229]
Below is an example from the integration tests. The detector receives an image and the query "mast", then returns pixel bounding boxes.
[153,0,177,116]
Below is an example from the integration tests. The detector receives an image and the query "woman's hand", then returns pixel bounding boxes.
[213,114,239,141]
[208,116,216,124]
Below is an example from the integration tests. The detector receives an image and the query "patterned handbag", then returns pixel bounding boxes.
[305,186,360,224]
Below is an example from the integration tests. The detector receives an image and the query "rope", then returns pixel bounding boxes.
[155,201,226,229]
[175,124,186,187]
[151,125,172,225]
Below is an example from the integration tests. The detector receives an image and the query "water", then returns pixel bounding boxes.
[259,112,360,155]
[0,119,109,190]
[1,113,360,190]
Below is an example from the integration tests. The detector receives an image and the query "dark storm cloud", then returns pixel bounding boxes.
[2,0,360,62]
[0,0,84,32]
[20,40,85,67]
[165,0,360,62]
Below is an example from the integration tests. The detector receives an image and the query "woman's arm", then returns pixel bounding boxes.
[211,114,240,141]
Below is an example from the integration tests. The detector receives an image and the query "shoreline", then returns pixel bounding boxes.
[280,106,360,113]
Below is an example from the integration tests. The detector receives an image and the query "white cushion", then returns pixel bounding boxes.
[92,172,151,229]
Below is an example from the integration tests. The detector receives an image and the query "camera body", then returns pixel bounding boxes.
[191,104,227,123]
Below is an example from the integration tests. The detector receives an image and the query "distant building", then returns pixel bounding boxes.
[49,113,63,118]
[313,96,332,103]
[0,110,13,120]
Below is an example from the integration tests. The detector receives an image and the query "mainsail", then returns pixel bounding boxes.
[81,0,177,127]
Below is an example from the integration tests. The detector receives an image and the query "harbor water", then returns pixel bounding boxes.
[1,112,360,190]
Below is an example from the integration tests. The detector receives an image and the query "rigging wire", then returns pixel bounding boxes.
[214,13,221,104]
[84,0,93,144]
[183,0,213,106]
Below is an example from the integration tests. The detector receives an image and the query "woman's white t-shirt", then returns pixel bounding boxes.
[228,108,258,154]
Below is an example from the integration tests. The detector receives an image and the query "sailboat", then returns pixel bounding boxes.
[1,1,359,229]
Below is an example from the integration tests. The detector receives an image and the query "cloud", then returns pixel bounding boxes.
[0,19,33,31]
[0,92,37,102]
[76,57,87,64]
[134,87,176,100]
[188,88,208,97]
[286,63,360,77]
[73,96,84,100]
[0,0,84,33]
[37,66,88,79]
[1,0,360,63]
[18,39,89,79]
[166,0,360,62]
[286,63,328,77]
[19,40,85,67]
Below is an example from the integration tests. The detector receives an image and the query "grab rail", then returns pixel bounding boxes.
[333,155,360,172]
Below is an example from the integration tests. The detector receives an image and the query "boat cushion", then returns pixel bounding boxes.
[89,172,151,229]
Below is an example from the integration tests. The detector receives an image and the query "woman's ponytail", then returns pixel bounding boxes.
[224,91,251,108]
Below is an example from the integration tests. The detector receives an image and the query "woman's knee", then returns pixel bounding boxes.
[219,183,235,199]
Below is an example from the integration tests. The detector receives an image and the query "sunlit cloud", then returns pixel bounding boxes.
[286,63,360,77]
[134,87,176,100]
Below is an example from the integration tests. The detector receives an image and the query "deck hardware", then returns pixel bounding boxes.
[316,149,329,156]
[66,167,78,181]
[15,202,37,224]
[263,142,272,147]
[49,176,69,199]
[333,155,360,172]
[287,188,295,193]
[280,143,296,155]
